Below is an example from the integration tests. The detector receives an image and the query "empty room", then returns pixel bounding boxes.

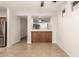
[0,1,79,57]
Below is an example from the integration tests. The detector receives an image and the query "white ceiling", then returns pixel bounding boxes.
[0,1,67,15]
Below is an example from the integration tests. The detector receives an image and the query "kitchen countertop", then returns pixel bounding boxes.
[31,29,52,31]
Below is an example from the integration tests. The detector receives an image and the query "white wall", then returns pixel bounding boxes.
[51,16,57,43]
[0,8,7,17]
[20,18,27,38]
[7,8,21,47]
[57,2,79,56]
[27,16,32,43]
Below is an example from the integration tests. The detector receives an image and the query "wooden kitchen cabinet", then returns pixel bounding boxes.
[32,31,52,43]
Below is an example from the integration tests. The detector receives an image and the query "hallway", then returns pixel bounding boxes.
[0,41,69,57]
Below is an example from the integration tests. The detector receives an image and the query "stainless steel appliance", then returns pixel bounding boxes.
[0,17,7,47]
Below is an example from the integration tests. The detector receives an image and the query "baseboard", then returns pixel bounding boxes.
[52,40,57,43]
[57,43,71,57]
[27,41,31,44]
[7,39,20,47]
[21,36,27,39]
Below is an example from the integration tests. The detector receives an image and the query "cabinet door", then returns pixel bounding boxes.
[32,32,41,42]
[44,32,52,42]
[32,32,37,42]
[32,31,52,43]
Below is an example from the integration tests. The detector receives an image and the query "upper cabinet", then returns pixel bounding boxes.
[32,16,51,30]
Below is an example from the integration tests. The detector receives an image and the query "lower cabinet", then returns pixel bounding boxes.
[32,31,52,43]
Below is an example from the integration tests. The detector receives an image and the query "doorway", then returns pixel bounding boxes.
[20,16,27,42]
